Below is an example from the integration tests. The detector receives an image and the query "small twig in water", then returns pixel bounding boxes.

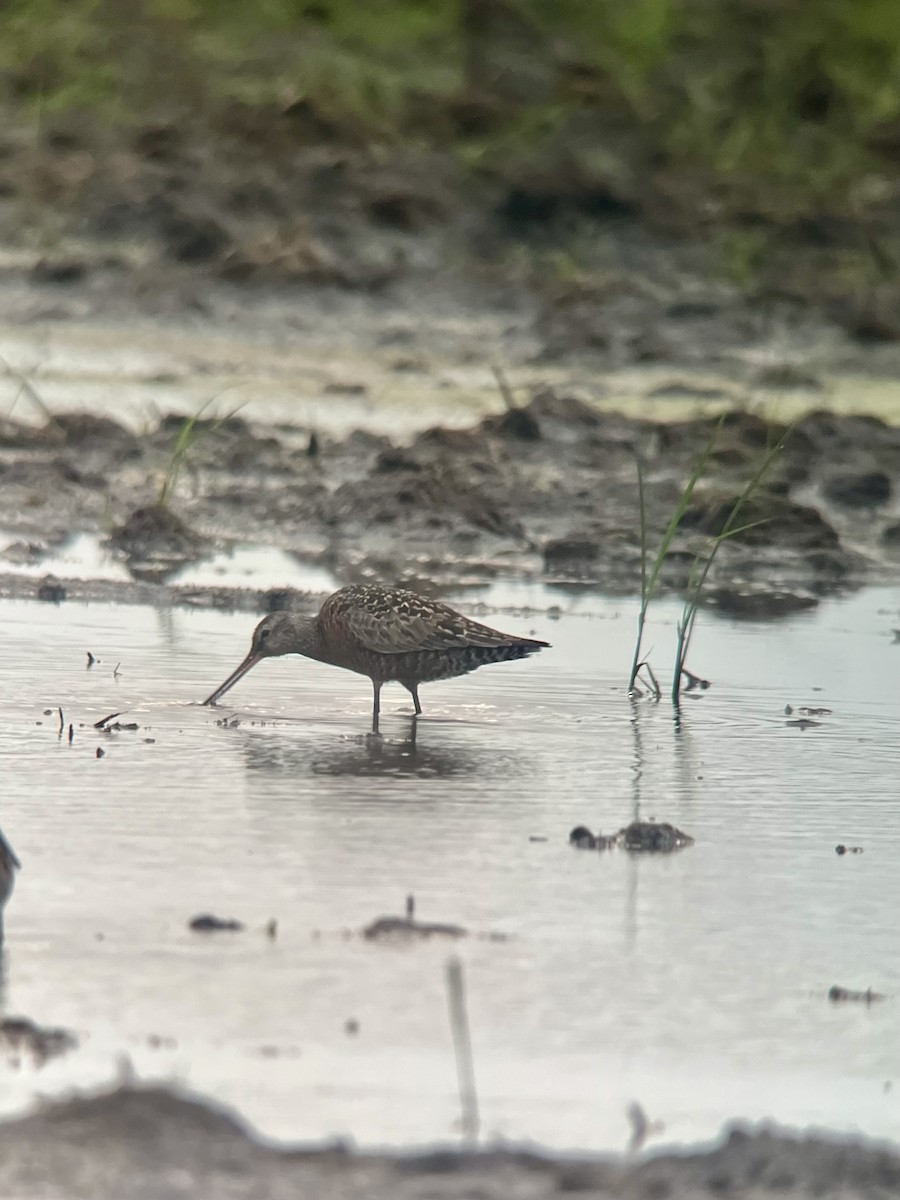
[67,724,74,744]
[86,651,96,669]
[94,711,125,730]
[113,663,122,679]
[445,956,479,1144]
[57,707,64,736]
[406,893,415,921]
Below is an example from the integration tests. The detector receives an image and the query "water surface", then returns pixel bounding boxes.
[1,584,898,1151]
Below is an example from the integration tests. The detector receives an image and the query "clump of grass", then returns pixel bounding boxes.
[630,418,790,705]
[158,397,244,509]
[629,419,723,696]
[670,431,790,705]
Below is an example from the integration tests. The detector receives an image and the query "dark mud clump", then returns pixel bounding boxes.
[363,915,467,941]
[828,985,884,1004]
[569,821,693,852]
[189,913,244,933]
[824,471,892,508]
[108,503,210,581]
[0,1083,899,1199]
[363,894,467,940]
[0,1016,77,1067]
[618,820,694,852]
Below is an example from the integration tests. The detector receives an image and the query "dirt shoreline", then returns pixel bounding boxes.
[0,1083,895,1200]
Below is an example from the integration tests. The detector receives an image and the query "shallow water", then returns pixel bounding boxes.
[1,583,900,1152]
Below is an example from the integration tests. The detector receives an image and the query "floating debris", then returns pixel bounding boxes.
[570,825,598,849]
[94,712,139,732]
[363,914,467,941]
[619,821,694,852]
[835,844,864,856]
[86,651,96,668]
[188,914,244,933]
[363,895,467,941]
[569,826,616,850]
[828,985,885,1004]
[570,821,693,853]
[0,1017,77,1067]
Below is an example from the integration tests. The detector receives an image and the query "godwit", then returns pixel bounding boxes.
[204,584,549,731]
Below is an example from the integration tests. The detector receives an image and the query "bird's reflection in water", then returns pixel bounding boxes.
[240,718,492,780]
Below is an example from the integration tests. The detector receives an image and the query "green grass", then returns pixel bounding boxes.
[158,398,244,509]
[0,0,898,216]
[629,419,724,697]
[669,431,789,705]
[630,417,790,706]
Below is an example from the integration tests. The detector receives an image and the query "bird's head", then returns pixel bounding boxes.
[249,611,300,659]
[203,611,316,706]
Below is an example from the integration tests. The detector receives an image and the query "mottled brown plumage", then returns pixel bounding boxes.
[204,584,549,730]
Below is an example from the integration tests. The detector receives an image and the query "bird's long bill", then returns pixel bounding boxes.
[203,652,262,706]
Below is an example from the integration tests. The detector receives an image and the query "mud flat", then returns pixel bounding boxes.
[2,386,900,611]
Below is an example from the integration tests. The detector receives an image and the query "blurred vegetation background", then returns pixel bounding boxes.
[2,0,900,317]
[3,0,899,205]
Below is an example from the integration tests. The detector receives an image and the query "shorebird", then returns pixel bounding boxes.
[0,828,20,945]
[204,584,549,731]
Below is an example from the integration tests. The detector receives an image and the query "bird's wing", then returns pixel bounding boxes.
[339,591,526,655]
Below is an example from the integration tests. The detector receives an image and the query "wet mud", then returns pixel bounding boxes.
[0,1083,898,1200]
[1,392,899,611]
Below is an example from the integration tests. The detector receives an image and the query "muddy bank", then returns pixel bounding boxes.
[5,87,900,383]
[0,1083,896,1200]
[1,390,899,610]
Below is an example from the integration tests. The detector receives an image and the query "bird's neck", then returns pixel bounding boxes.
[288,614,326,662]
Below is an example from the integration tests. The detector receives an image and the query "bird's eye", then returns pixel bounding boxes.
[259,628,271,641]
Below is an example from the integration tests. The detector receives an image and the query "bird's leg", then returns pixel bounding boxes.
[371,680,382,735]
[406,683,422,716]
